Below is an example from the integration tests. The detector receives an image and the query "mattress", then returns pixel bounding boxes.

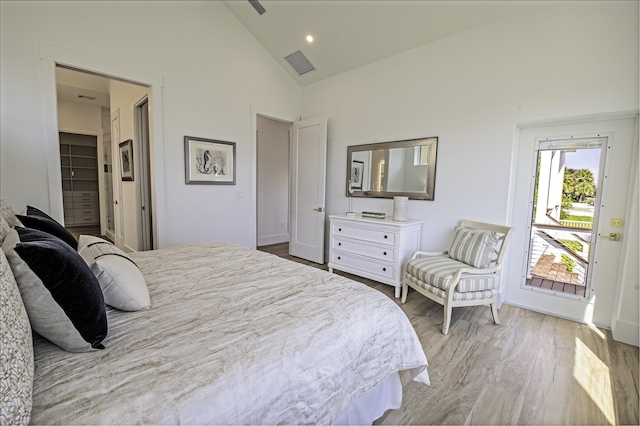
[30,242,429,424]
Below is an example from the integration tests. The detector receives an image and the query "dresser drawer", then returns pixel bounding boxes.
[73,208,100,217]
[331,223,397,245]
[73,200,98,209]
[331,238,396,262]
[330,252,395,280]
[72,195,99,204]
[74,215,99,224]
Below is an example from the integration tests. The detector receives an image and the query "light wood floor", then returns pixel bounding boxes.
[258,242,639,426]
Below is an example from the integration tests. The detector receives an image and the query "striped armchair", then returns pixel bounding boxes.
[401,220,514,335]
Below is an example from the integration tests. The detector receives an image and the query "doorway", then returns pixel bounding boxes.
[54,64,155,251]
[507,115,636,328]
[256,115,291,247]
[525,138,605,299]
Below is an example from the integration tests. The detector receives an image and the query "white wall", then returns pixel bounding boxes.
[301,2,638,330]
[0,1,301,248]
[57,99,102,131]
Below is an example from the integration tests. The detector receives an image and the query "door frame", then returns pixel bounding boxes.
[39,43,167,248]
[505,111,639,328]
[250,103,298,249]
[134,96,153,250]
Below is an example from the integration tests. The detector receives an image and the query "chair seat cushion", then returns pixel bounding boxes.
[405,255,497,292]
[405,273,497,301]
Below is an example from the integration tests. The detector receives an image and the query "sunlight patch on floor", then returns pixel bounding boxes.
[574,336,615,425]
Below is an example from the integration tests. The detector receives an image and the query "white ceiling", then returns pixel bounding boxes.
[56,67,111,108]
[223,0,547,86]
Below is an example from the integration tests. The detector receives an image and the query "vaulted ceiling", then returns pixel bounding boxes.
[222,0,547,86]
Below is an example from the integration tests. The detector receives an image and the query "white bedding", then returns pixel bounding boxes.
[30,242,429,424]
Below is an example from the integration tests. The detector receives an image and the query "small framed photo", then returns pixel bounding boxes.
[351,160,364,190]
[184,136,236,185]
[119,139,134,181]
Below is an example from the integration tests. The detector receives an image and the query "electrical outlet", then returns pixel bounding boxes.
[611,218,623,227]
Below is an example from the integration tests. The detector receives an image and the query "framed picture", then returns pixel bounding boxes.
[119,139,134,181]
[184,136,236,185]
[351,160,364,190]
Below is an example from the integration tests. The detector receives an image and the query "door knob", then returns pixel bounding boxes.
[600,233,621,241]
[314,207,324,212]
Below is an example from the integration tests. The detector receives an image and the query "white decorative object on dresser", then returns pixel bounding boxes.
[328,214,423,298]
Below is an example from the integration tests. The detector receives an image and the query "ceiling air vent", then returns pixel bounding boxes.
[284,50,316,76]
[248,0,266,15]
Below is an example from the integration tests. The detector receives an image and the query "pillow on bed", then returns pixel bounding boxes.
[448,226,500,269]
[16,205,78,250]
[1,227,107,352]
[0,198,21,228]
[0,249,33,425]
[78,235,151,311]
[0,216,10,246]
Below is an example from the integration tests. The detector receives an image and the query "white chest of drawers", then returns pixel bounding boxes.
[328,214,423,298]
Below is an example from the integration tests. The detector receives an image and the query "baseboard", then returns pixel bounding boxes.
[257,233,289,246]
[612,319,640,347]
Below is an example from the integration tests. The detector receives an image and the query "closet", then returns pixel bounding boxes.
[59,132,100,226]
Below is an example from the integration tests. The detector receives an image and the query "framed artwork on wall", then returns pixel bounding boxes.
[184,136,236,185]
[351,160,364,190]
[119,139,134,181]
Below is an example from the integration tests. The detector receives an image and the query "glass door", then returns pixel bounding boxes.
[525,137,605,299]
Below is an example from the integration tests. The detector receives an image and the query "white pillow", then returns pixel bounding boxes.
[78,235,151,311]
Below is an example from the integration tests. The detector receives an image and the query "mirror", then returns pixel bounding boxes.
[347,137,438,200]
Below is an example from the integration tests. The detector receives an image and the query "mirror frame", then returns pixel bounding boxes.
[346,136,438,200]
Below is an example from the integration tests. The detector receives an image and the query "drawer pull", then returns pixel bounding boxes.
[338,256,341,260]
[338,242,342,246]
[382,267,387,272]
[384,235,388,239]
[383,251,387,256]
[338,228,342,232]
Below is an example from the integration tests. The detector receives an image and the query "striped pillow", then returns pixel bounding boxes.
[448,227,499,268]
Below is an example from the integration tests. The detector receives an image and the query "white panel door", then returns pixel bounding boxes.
[290,117,327,264]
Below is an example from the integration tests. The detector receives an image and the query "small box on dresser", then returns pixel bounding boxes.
[328,214,423,298]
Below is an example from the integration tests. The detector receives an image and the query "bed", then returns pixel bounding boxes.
[0,201,429,425]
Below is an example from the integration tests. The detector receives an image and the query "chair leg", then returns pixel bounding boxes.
[490,303,501,325]
[442,303,453,335]
[401,282,408,304]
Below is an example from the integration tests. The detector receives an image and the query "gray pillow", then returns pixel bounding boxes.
[448,226,500,269]
[0,198,20,227]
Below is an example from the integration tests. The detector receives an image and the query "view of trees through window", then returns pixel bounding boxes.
[561,168,596,223]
